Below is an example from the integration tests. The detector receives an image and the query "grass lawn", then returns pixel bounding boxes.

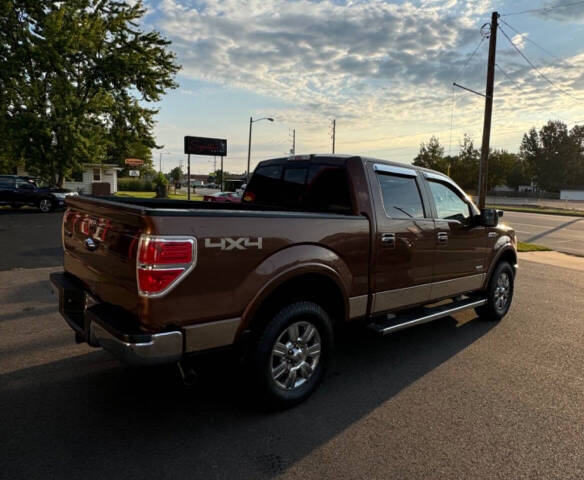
[517,241,552,252]
[116,191,203,201]
[488,205,584,217]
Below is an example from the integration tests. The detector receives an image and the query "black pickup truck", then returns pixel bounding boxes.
[0,175,78,212]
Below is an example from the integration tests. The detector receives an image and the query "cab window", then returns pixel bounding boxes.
[376,173,425,219]
[428,180,471,223]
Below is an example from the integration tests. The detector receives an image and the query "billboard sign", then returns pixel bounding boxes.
[125,158,144,167]
[184,136,227,156]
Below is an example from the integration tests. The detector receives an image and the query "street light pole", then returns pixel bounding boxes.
[247,117,252,183]
[246,116,274,183]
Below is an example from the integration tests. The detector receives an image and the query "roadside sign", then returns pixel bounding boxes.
[125,158,144,167]
[184,136,227,156]
[128,170,140,177]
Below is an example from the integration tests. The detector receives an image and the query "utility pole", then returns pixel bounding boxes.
[213,156,217,173]
[331,119,336,154]
[478,11,499,210]
[291,129,296,155]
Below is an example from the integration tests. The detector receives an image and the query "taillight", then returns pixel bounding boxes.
[137,235,197,297]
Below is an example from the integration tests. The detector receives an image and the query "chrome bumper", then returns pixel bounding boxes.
[89,322,183,366]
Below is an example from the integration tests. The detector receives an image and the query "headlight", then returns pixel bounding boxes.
[66,192,78,197]
[52,193,66,199]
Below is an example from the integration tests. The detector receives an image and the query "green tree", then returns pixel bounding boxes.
[450,134,479,191]
[0,0,179,185]
[506,158,531,190]
[487,150,517,191]
[413,136,448,172]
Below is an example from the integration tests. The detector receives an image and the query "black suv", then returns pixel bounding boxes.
[0,175,78,212]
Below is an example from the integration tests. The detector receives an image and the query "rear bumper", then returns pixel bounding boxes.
[50,272,183,366]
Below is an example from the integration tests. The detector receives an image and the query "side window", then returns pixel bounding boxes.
[93,168,101,181]
[304,165,353,213]
[377,173,425,218]
[16,179,34,189]
[428,180,471,223]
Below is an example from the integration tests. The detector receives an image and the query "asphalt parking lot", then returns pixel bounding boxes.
[2,208,584,479]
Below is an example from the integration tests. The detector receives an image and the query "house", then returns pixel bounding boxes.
[17,163,122,194]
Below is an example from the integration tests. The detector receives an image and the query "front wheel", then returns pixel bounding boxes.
[38,198,53,213]
[251,301,333,409]
[476,261,515,321]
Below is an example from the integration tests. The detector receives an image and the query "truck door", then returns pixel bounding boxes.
[367,163,435,314]
[422,172,488,299]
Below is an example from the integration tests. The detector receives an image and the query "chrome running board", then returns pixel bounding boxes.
[368,297,487,336]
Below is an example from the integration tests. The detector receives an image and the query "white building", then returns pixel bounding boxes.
[17,163,121,194]
[560,188,584,201]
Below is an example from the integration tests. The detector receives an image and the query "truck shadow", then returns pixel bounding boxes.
[1,315,496,479]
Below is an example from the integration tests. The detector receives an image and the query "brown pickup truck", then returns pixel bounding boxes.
[50,154,517,407]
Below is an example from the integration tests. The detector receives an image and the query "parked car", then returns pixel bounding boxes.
[50,154,516,408]
[0,175,78,212]
[203,191,242,203]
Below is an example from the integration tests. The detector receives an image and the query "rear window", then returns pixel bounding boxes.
[244,163,353,214]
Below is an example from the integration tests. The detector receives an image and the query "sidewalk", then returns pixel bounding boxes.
[518,251,584,272]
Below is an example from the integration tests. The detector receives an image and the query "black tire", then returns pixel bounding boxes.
[38,198,53,213]
[476,261,514,321]
[250,301,333,409]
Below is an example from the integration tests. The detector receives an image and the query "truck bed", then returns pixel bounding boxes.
[62,195,371,332]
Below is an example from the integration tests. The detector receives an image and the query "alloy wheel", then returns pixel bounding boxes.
[270,321,321,390]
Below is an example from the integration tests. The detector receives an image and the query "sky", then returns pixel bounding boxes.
[139,0,584,174]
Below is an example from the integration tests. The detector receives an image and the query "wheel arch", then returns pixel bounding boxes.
[484,244,517,288]
[240,265,349,337]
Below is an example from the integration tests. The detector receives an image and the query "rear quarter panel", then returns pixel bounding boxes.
[143,213,370,330]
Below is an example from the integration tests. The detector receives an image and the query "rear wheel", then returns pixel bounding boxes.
[250,301,333,409]
[38,198,53,213]
[476,261,514,321]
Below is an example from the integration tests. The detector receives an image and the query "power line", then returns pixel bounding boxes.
[501,0,584,17]
[454,36,486,82]
[498,25,583,102]
[495,63,527,93]
[499,18,574,66]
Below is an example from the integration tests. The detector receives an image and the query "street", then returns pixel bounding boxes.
[1,208,584,478]
[503,211,584,256]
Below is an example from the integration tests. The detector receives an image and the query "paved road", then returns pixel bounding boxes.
[0,209,63,270]
[502,211,584,256]
[2,260,584,479]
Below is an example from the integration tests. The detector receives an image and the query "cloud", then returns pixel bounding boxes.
[152,0,489,123]
[148,0,584,163]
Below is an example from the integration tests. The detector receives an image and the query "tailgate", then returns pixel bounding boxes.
[62,197,147,317]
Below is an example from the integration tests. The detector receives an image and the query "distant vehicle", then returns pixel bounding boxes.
[202,183,220,189]
[0,175,78,212]
[203,191,242,203]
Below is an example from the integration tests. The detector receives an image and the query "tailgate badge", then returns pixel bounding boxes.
[84,238,99,251]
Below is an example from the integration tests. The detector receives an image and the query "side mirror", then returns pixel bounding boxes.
[497,209,504,218]
[481,208,499,228]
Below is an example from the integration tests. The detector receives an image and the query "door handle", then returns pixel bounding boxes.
[437,232,448,245]
[381,233,396,248]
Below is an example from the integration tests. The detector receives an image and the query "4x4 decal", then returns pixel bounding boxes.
[204,237,263,251]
